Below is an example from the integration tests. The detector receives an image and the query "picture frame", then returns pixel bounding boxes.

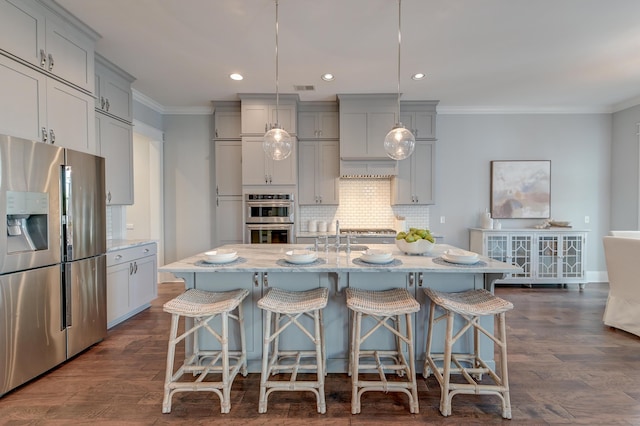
[490,160,551,219]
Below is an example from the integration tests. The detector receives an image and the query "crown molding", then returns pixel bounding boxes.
[132,89,165,114]
[132,90,213,115]
[437,105,613,114]
[612,96,640,113]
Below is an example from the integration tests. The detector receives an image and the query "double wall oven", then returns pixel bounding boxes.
[245,194,295,244]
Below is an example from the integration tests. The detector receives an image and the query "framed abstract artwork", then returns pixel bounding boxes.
[490,160,551,219]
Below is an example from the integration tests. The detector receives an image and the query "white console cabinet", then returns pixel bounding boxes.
[469,228,588,289]
[106,242,158,328]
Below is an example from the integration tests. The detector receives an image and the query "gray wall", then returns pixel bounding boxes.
[133,100,164,130]
[611,104,640,230]
[162,114,213,263]
[428,113,612,275]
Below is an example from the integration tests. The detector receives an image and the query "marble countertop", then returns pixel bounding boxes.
[159,243,521,274]
[107,239,157,252]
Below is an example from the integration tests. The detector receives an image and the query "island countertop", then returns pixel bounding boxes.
[159,243,521,275]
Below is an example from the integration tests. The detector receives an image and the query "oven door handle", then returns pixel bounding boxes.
[246,201,293,207]
[246,223,293,230]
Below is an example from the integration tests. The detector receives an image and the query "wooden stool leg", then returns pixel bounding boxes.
[259,310,273,413]
[238,302,248,376]
[220,312,231,414]
[498,312,512,419]
[351,311,362,414]
[406,312,419,414]
[162,313,180,414]
[348,308,356,377]
[423,301,436,378]
[314,309,326,414]
[440,310,454,417]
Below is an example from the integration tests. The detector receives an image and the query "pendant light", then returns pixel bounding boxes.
[263,0,292,161]
[384,0,415,161]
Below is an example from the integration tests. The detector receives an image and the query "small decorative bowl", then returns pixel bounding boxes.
[396,238,436,255]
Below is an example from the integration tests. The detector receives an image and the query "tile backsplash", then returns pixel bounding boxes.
[299,178,429,231]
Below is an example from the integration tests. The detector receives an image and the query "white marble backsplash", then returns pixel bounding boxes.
[299,179,429,232]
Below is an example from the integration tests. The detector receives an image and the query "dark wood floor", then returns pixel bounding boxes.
[1,282,639,425]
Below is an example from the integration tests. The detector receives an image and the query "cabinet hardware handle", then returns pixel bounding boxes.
[263,272,269,287]
[216,185,219,195]
[253,272,260,287]
[215,129,219,138]
[408,273,415,287]
[269,175,272,184]
[129,263,134,275]
[144,248,149,253]
[49,129,55,144]
[418,272,424,287]
[319,195,322,203]
[107,191,112,203]
[42,127,48,143]
[216,196,219,207]
[40,49,46,67]
[134,261,138,274]
[105,99,110,111]
[48,53,54,71]
[115,254,122,260]
[264,175,268,184]
[101,97,105,109]
[265,123,268,132]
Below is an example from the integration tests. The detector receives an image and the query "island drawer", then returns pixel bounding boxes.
[107,243,157,267]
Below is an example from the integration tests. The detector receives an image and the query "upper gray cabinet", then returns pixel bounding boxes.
[95,53,135,123]
[337,94,397,160]
[298,101,339,140]
[400,101,438,140]
[213,101,241,140]
[0,0,98,92]
[239,94,298,136]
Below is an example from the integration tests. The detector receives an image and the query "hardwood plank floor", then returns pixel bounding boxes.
[1,282,639,425]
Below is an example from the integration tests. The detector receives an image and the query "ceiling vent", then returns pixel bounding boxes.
[293,84,315,91]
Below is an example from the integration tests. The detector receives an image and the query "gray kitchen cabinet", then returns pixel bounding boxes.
[95,53,134,123]
[213,101,241,140]
[215,140,243,246]
[298,111,338,139]
[338,94,397,160]
[96,113,133,205]
[298,140,339,205]
[0,54,96,153]
[391,140,435,205]
[469,228,588,289]
[399,101,438,140]
[241,136,297,185]
[106,242,157,328]
[0,0,97,92]
[239,94,297,135]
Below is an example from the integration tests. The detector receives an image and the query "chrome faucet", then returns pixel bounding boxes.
[335,220,341,251]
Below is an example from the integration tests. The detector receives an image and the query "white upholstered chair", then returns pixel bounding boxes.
[602,236,640,337]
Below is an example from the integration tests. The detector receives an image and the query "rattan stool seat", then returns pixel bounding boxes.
[163,288,249,316]
[258,287,329,414]
[346,287,420,316]
[257,287,328,314]
[424,288,513,316]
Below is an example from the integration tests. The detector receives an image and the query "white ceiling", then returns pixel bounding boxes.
[56,0,640,113]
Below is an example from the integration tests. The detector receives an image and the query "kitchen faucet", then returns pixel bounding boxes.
[335,220,341,251]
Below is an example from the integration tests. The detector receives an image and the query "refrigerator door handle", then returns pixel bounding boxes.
[64,264,72,328]
[62,165,73,261]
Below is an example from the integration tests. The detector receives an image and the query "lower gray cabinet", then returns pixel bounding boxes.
[106,242,157,328]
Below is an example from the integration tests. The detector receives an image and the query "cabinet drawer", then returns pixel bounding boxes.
[107,243,157,266]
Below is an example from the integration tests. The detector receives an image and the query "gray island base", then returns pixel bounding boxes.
[159,244,521,373]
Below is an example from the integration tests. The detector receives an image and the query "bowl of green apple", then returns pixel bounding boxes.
[395,228,436,255]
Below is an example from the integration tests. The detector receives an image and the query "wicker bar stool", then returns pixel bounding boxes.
[257,287,329,414]
[423,288,513,419]
[346,287,420,414]
[162,288,249,414]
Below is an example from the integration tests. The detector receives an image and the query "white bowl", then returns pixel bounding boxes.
[395,238,435,255]
[285,249,317,264]
[204,249,238,262]
[361,249,393,263]
[443,249,479,263]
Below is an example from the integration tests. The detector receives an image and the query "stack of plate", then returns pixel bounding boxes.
[442,249,479,265]
[204,248,238,264]
[360,249,394,264]
[285,249,318,264]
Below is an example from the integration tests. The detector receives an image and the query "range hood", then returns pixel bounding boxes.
[340,159,397,178]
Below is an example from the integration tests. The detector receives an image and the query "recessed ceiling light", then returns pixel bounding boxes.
[411,73,426,81]
[230,73,243,81]
[321,73,335,82]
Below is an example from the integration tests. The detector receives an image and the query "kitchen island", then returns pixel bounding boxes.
[159,243,520,373]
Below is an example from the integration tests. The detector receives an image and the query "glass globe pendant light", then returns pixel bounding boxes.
[263,0,292,161]
[384,0,415,161]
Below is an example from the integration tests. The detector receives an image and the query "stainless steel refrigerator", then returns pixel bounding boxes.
[0,134,106,396]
